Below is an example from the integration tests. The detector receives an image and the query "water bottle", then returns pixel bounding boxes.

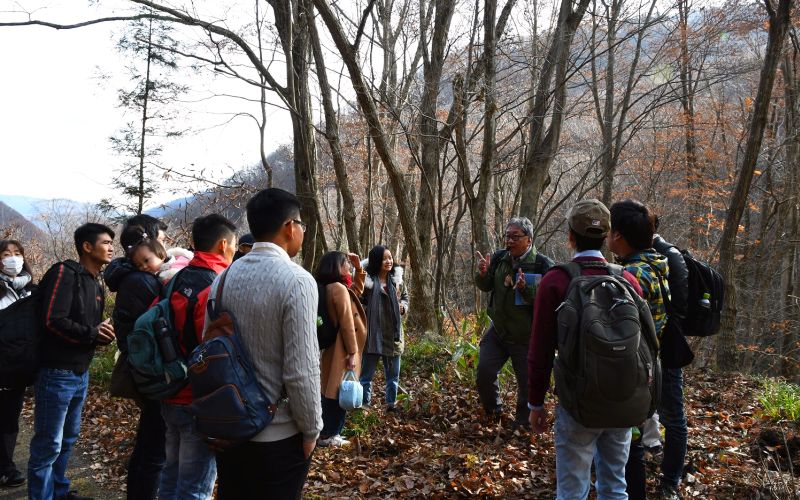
[156,317,178,362]
[699,292,711,309]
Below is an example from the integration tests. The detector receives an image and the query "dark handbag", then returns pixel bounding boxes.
[660,320,695,369]
[656,276,694,369]
[109,352,145,405]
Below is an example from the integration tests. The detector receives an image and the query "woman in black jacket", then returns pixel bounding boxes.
[103,215,167,500]
[0,239,36,488]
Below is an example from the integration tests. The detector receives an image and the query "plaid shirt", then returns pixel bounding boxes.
[621,251,671,338]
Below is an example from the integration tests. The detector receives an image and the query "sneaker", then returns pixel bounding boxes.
[317,435,351,447]
[58,491,94,500]
[0,470,25,488]
[660,483,682,500]
[387,404,398,413]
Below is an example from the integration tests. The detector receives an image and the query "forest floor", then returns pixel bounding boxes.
[3,359,799,499]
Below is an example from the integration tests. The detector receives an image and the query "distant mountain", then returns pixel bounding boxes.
[0,194,86,224]
[0,201,46,243]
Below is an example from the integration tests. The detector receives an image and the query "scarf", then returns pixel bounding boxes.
[0,271,31,292]
[365,272,401,355]
[342,273,353,289]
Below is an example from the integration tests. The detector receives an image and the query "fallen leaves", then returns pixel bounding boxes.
[22,366,796,498]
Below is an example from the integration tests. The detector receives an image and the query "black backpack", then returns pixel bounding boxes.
[678,249,725,337]
[317,283,338,350]
[553,262,661,428]
[0,262,81,387]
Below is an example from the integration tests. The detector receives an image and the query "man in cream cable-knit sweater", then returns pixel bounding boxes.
[209,188,322,499]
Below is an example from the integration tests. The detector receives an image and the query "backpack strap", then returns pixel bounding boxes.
[607,263,624,277]
[208,268,230,321]
[553,262,584,280]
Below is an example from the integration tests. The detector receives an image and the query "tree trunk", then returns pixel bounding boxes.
[313,0,437,332]
[415,0,456,274]
[716,0,792,371]
[308,14,360,253]
[518,0,590,220]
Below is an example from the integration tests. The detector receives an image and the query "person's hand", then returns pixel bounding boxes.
[476,251,491,276]
[345,353,356,370]
[514,268,526,290]
[529,406,550,436]
[347,253,362,271]
[399,304,406,315]
[303,439,316,460]
[96,319,116,345]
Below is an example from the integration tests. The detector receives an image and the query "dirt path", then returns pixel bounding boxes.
[0,394,123,500]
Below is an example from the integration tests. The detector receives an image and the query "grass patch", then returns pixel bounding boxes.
[342,408,381,437]
[89,345,116,390]
[758,378,800,421]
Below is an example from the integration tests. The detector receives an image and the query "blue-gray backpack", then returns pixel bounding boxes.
[188,268,278,442]
[553,262,661,428]
[127,266,215,400]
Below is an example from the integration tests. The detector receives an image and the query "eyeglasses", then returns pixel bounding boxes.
[291,219,307,233]
[504,233,528,242]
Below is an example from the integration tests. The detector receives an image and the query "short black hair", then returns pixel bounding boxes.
[74,223,115,256]
[246,188,301,240]
[191,214,236,252]
[609,199,656,251]
[366,245,389,276]
[124,214,167,244]
[571,228,605,252]
[315,251,348,285]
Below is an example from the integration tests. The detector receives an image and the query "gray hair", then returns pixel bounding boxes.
[506,217,534,237]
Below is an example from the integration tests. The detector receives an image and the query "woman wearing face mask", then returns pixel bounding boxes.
[0,239,35,488]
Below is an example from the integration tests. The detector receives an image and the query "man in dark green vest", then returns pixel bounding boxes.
[474,217,554,429]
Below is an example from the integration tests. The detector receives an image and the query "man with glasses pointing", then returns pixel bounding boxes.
[474,217,554,430]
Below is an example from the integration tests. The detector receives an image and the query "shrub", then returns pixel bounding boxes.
[759,378,800,421]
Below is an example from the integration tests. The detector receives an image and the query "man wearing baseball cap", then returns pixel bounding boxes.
[527,199,644,499]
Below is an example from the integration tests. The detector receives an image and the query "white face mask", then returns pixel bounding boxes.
[1,256,24,277]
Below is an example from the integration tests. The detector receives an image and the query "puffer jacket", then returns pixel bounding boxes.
[474,247,554,344]
[0,271,34,310]
[104,257,162,353]
[620,250,671,337]
[652,235,689,320]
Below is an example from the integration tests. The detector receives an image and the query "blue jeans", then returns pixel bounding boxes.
[27,368,89,500]
[659,368,688,488]
[554,405,631,500]
[321,397,346,438]
[159,403,216,500]
[360,354,401,406]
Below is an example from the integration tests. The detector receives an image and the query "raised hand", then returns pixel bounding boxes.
[347,253,362,270]
[514,268,526,290]
[476,251,491,276]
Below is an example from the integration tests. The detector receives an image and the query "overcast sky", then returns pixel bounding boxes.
[0,1,293,207]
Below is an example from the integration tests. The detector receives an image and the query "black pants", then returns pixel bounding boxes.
[625,433,646,500]
[126,398,166,500]
[216,433,311,500]
[0,387,26,475]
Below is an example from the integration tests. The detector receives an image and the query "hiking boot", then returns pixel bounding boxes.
[660,483,682,500]
[58,491,94,500]
[0,470,25,488]
[317,435,351,447]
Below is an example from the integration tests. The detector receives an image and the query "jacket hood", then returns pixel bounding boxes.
[629,250,669,278]
[103,257,137,292]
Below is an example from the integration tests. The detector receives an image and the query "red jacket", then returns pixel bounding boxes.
[165,251,229,405]
[527,256,643,407]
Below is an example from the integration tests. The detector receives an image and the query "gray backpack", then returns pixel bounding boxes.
[553,262,661,428]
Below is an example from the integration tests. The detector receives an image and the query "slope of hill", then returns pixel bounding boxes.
[0,200,46,243]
